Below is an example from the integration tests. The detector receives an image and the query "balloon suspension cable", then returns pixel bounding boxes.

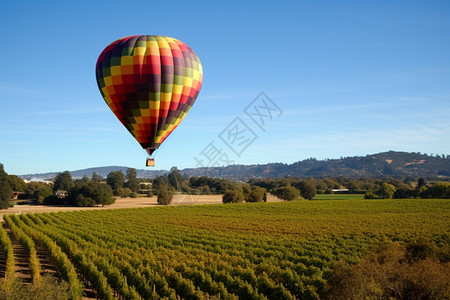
[145,147,156,167]
[145,147,157,156]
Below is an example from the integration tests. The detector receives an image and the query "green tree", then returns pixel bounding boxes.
[25,182,52,200]
[188,176,237,194]
[53,171,74,192]
[95,183,115,206]
[69,180,115,207]
[92,172,104,182]
[74,194,95,207]
[106,171,125,195]
[116,187,132,198]
[125,168,140,193]
[272,185,300,201]
[299,180,317,200]
[168,167,182,191]
[198,185,212,195]
[157,185,173,205]
[244,185,267,203]
[222,188,245,203]
[378,183,396,199]
[8,175,27,192]
[423,182,450,198]
[346,179,362,193]
[0,164,12,209]
[416,185,428,198]
[394,187,415,199]
[417,177,426,188]
[153,175,168,190]
[323,178,340,189]
[364,187,377,199]
[37,186,53,203]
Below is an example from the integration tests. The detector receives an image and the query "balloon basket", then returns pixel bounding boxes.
[146,158,155,167]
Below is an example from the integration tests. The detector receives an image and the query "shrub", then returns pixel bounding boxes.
[272,185,300,201]
[422,182,450,198]
[394,187,415,199]
[298,180,317,200]
[324,241,450,299]
[36,186,53,203]
[199,185,212,195]
[157,185,173,205]
[116,187,132,198]
[75,195,95,207]
[364,188,377,199]
[377,183,396,199]
[244,185,267,203]
[222,189,245,204]
[68,181,115,206]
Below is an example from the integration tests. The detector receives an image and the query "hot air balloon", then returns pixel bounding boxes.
[95,35,203,166]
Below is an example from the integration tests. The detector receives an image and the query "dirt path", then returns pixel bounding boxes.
[35,244,57,277]
[0,223,7,279]
[81,278,97,300]
[3,223,32,284]
[0,245,5,279]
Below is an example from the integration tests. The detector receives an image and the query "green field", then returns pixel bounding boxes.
[2,198,449,299]
[313,193,365,200]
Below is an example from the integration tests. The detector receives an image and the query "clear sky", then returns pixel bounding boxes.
[1,1,449,175]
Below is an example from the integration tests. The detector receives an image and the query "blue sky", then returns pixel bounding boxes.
[1,1,449,175]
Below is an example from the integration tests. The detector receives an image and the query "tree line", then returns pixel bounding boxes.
[0,164,141,208]
[249,176,450,199]
[1,163,449,209]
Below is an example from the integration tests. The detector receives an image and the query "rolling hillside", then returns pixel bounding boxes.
[191,151,450,179]
[20,151,450,180]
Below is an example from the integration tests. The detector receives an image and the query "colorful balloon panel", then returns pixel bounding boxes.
[95,35,203,155]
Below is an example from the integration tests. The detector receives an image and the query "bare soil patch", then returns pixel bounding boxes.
[3,224,32,284]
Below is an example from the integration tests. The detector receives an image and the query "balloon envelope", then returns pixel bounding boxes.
[95,35,203,155]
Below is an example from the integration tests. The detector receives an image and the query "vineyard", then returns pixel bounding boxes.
[0,198,449,299]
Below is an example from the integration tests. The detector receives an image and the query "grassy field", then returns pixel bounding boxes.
[2,198,449,299]
[313,193,365,200]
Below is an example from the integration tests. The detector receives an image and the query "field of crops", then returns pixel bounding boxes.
[1,198,449,299]
[312,193,365,200]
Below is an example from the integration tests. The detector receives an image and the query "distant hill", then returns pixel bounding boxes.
[182,151,450,179]
[21,166,167,181]
[20,151,450,180]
